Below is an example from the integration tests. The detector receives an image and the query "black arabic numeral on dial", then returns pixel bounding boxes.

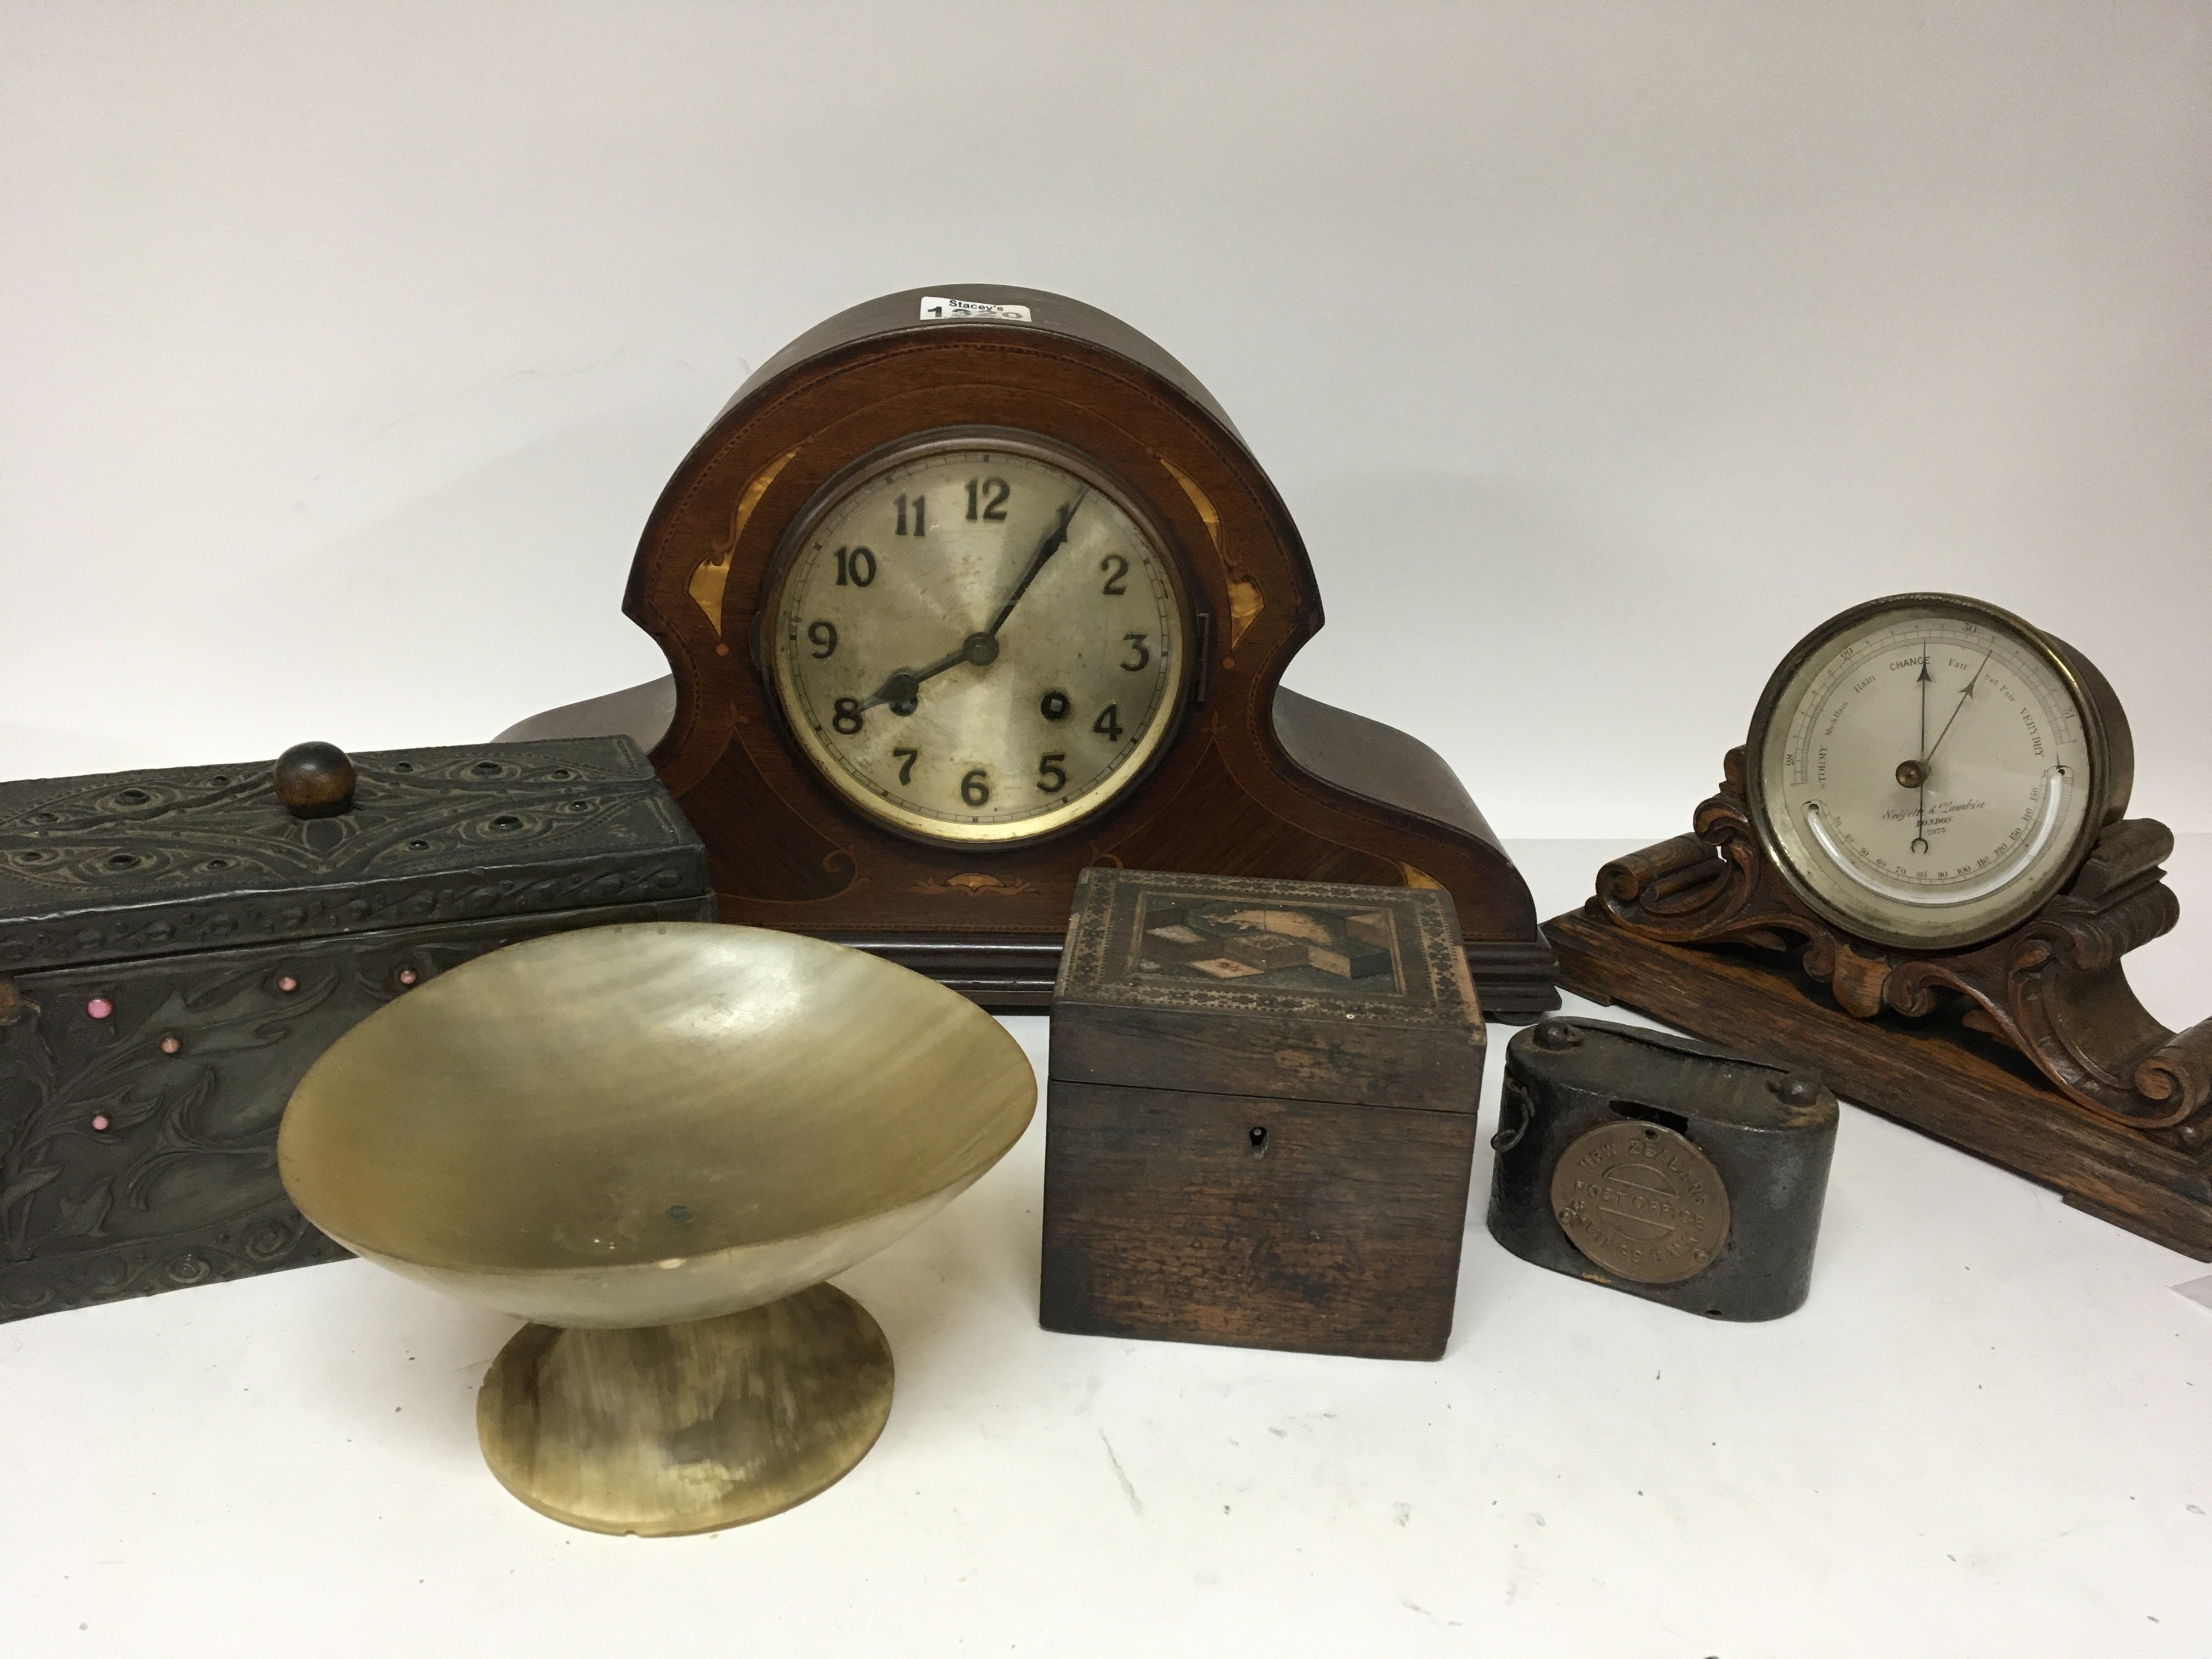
[1100,554,1128,595]
[893,747,918,785]
[832,698,863,735]
[1093,704,1123,742]
[1040,689,1070,721]
[1037,753,1067,793]
[808,620,837,659]
[1120,633,1151,672]
[965,477,1009,521]
[894,494,926,536]
[833,545,877,586]
[961,768,991,808]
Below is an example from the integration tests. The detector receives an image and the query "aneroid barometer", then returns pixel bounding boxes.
[506,287,1555,1015]
[1547,591,2212,1260]
[1746,594,2130,950]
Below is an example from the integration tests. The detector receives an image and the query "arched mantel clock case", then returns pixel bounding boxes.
[507,287,1555,1016]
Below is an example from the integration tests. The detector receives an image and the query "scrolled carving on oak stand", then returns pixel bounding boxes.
[1593,748,2212,1144]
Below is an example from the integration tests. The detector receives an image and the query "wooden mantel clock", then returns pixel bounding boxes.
[506,286,1556,1016]
[1547,592,2212,1256]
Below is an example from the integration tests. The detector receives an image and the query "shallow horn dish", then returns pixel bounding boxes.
[278,922,1036,1535]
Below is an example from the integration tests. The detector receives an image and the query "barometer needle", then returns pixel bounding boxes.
[856,488,1090,714]
[1896,654,1935,839]
[1923,645,1995,768]
[1915,653,1930,850]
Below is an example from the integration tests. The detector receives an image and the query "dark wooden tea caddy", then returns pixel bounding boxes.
[0,736,711,1322]
[1041,868,1486,1360]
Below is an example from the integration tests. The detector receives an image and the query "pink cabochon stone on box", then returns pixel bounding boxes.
[91,1115,109,1131]
[397,968,419,986]
[160,1036,182,1055]
[86,997,114,1020]
[276,976,298,994]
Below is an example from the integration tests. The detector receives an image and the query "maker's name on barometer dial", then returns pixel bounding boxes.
[762,430,1189,845]
[1746,593,2132,951]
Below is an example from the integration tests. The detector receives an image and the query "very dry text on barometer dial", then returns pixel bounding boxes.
[764,434,1187,847]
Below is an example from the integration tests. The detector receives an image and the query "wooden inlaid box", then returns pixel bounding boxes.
[0,737,711,1322]
[1042,868,1486,1360]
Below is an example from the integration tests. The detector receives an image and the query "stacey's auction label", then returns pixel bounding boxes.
[918,296,1032,322]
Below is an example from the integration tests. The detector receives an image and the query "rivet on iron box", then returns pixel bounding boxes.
[1042,868,1486,1360]
[0,736,712,1322]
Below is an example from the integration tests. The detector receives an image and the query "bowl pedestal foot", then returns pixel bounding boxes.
[475,1281,895,1536]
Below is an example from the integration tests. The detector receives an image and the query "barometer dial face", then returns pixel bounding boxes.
[763,431,1189,846]
[1747,595,2122,950]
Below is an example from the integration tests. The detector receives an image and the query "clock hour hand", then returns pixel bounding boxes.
[857,635,989,714]
[986,488,1088,638]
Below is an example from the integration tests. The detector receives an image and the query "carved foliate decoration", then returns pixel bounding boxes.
[1590,748,2212,1137]
[0,736,714,1320]
[0,738,706,972]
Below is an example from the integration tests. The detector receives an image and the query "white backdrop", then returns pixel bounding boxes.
[3,1,2207,835]
[8,12,2212,1656]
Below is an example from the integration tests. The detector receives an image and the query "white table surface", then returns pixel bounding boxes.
[5,838,2209,1658]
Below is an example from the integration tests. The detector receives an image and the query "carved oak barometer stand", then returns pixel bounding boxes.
[1547,593,2212,1256]
[509,287,1555,1015]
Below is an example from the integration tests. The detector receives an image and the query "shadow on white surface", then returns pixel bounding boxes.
[4,847,2210,1657]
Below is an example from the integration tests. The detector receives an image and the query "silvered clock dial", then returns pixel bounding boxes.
[1746,593,2132,950]
[762,431,1189,845]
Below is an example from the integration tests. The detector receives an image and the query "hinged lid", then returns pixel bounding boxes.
[0,737,706,974]
[1505,1017,1838,1136]
[1050,868,1484,1110]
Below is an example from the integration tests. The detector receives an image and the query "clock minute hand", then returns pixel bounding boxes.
[986,488,1088,638]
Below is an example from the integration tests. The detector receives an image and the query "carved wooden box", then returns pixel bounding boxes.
[1042,868,1486,1359]
[0,737,712,1322]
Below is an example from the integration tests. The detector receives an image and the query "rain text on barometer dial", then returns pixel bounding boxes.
[1754,605,2098,948]
[765,439,1187,845]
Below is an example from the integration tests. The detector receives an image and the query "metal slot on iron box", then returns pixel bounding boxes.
[1486,1017,1838,1321]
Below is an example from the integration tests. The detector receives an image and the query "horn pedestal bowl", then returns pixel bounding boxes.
[278,923,1036,1536]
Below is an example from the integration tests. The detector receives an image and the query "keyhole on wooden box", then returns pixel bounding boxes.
[1248,1126,1269,1158]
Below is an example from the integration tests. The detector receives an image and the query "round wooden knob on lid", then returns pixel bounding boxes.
[273,742,357,819]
